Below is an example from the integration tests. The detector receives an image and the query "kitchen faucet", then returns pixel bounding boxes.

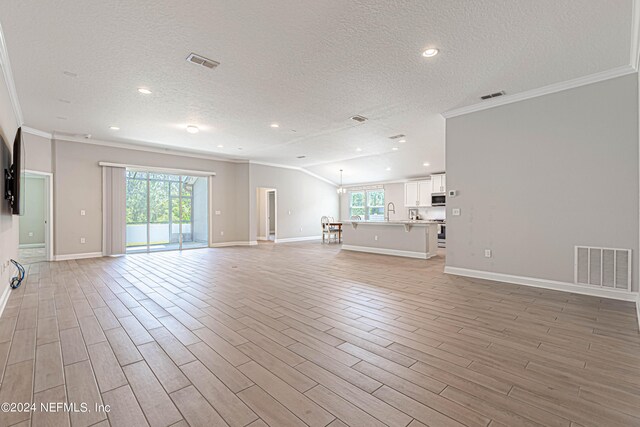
[385,202,395,221]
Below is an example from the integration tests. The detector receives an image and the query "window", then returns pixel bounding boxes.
[349,189,385,221]
[367,190,385,221]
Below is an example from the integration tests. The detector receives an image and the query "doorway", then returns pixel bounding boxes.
[257,187,276,242]
[18,170,53,264]
[125,170,209,253]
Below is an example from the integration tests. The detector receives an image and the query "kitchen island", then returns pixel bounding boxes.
[341,220,440,259]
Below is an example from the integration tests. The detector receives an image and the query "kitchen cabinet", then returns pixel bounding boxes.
[431,174,446,193]
[418,181,432,207]
[404,182,419,207]
[404,180,432,207]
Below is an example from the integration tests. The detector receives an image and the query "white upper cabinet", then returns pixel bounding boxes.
[431,174,446,193]
[404,182,419,207]
[418,181,432,207]
[404,180,432,207]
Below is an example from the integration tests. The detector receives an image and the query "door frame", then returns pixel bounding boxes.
[256,187,277,242]
[22,170,53,261]
[267,189,277,242]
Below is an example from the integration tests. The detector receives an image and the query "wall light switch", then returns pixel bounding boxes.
[220,231,224,236]
[80,237,86,244]
[374,235,378,241]
[28,232,33,237]
[215,210,221,215]
[288,210,292,215]
[80,210,86,216]
[452,208,461,216]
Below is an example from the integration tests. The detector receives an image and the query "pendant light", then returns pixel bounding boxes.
[337,169,347,194]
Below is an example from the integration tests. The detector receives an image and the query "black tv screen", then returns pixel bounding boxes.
[4,127,23,215]
[13,127,23,215]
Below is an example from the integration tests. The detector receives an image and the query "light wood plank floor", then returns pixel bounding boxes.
[1,242,639,427]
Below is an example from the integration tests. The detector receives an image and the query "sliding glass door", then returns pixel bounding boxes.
[126,170,208,253]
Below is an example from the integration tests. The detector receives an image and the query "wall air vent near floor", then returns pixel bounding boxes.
[575,246,631,291]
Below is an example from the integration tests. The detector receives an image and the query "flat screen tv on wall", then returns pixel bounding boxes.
[4,127,24,215]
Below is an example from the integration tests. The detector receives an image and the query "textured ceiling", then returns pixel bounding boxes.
[0,0,634,184]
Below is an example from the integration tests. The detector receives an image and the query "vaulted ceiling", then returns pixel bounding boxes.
[0,0,635,184]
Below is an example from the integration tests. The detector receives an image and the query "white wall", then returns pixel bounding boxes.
[249,164,338,241]
[52,139,246,255]
[23,132,51,173]
[0,63,18,308]
[446,74,639,291]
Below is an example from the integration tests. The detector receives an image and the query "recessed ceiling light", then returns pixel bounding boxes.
[398,139,406,143]
[422,48,439,58]
[186,125,199,134]
[217,144,224,148]
[356,148,362,152]
[423,162,430,167]
[386,167,391,171]
[270,123,280,128]
[137,88,152,94]
[392,147,399,151]
[109,126,120,130]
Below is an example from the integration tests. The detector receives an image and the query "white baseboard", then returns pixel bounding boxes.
[209,241,258,248]
[0,286,10,319]
[18,243,45,249]
[275,236,322,243]
[444,266,638,302]
[341,244,431,260]
[54,252,104,261]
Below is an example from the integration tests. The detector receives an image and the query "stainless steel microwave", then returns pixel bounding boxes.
[431,193,446,206]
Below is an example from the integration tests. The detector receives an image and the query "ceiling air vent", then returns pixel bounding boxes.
[480,91,505,100]
[388,134,406,140]
[186,53,220,70]
[350,115,368,123]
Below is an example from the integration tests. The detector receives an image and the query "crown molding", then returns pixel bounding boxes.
[0,21,23,127]
[442,65,636,119]
[22,126,52,139]
[249,161,338,186]
[52,133,246,163]
[632,0,640,70]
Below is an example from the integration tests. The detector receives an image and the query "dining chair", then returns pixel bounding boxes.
[321,216,338,243]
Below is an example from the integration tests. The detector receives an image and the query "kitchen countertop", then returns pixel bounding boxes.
[344,220,445,225]
[341,219,440,259]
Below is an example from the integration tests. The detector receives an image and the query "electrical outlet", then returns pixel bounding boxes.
[220,231,224,236]
[80,237,86,244]
[80,210,86,216]
[452,208,461,216]
[215,210,221,215]
[484,249,492,258]
[28,232,33,237]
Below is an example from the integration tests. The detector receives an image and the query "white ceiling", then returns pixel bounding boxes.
[0,0,634,184]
